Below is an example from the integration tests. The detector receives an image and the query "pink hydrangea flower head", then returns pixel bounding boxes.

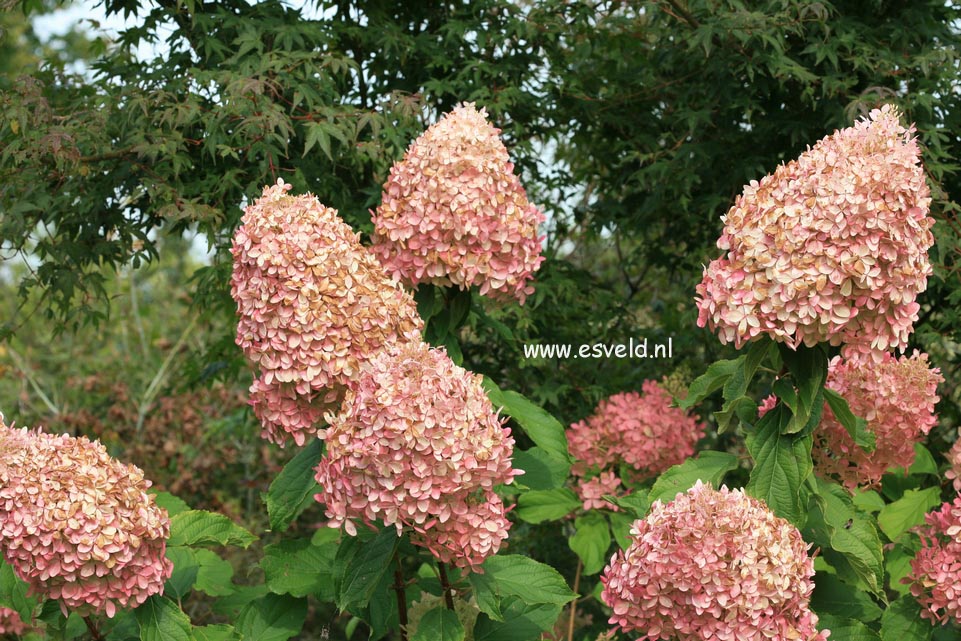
[814,351,941,489]
[370,102,546,304]
[230,179,424,446]
[944,437,961,493]
[0,607,27,636]
[696,105,933,353]
[908,497,961,624]
[314,341,518,571]
[568,380,705,479]
[0,421,172,618]
[575,470,623,512]
[601,481,829,641]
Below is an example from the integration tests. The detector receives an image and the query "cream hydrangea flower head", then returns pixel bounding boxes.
[696,105,933,356]
[314,341,517,570]
[230,179,424,446]
[371,102,546,303]
[602,481,828,641]
[0,421,172,618]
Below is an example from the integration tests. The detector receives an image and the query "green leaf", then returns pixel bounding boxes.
[472,598,563,641]
[516,488,581,523]
[745,405,812,522]
[164,547,199,600]
[678,357,742,410]
[483,379,569,461]
[811,575,883,622]
[880,596,932,641]
[135,596,193,641]
[606,490,650,518]
[193,549,235,597]
[336,528,400,611]
[469,571,504,623]
[236,594,307,641]
[877,487,941,542]
[480,555,576,606]
[852,490,885,514]
[192,624,240,641]
[411,607,465,641]
[649,451,739,504]
[824,388,875,451]
[607,511,636,550]
[447,287,472,330]
[0,558,38,621]
[569,512,611,575]
[817,615,883,641]
[806,479,884,595]
[511,447,570,490]
[167,510,256,548]
[262,534,338,600]
[150,491,191,517]
[266,438,324,532]
[714,395,758,434]
[885,543,916,596]
[908,444,938,476]
[778,343,828,434]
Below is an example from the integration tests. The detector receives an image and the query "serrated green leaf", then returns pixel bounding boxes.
[880,596,932,641]
[266,438,324,532]
[192,625,240,641]
[877,487,941,542]
[168,510,256,548]
[607,489,650,518]
[649,451,738,504]
[480,555,576,606]
[569,512,611,575]
[811,574,883,622]
[471,597,563,641]
[824,388,875,451]
[336,528,399,611]
[511,447,570,490]
[193,549,235,597]
[908,444,938,476]
[135,596,192,641]
[778,343,828,434]
[516,488,581,523]
[746,405,812,523]
[411,607,465,641]
[262,536,338,600]
[469,571,503,623]
[483,379,569,461]
[806,480,884,595]
[150,491,191,517]
[236,594,307,641]
[852,489,885,514]
[0,558,38,621]
[817,614,882,641]
[679,357,742,410]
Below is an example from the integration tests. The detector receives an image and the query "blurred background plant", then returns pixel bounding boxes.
[3,1,961,639]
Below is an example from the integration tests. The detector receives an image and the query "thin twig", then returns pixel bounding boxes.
[83,615,104,641]
[437,561,455,610]
[566,559,583,641]
[136,315,198,433]
[394,555,409,641]
[7,346,60,416]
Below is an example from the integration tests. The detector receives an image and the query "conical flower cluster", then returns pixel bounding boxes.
[908,497,961,624]
[0,421,172,617]
[696,105,933,355]
[230,179,423,446]
[814,351,941,488]
[602,482,828,641]
[568,381,704,499]
[315,342,517,570]
[371,103,546,303]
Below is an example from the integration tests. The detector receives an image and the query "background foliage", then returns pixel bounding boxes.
[3,1,961,640]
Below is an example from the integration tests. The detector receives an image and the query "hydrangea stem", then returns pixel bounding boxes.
[567,559,583,641]
[83,615,104,641]
[437,562,455,610]
[393,554,408,641]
